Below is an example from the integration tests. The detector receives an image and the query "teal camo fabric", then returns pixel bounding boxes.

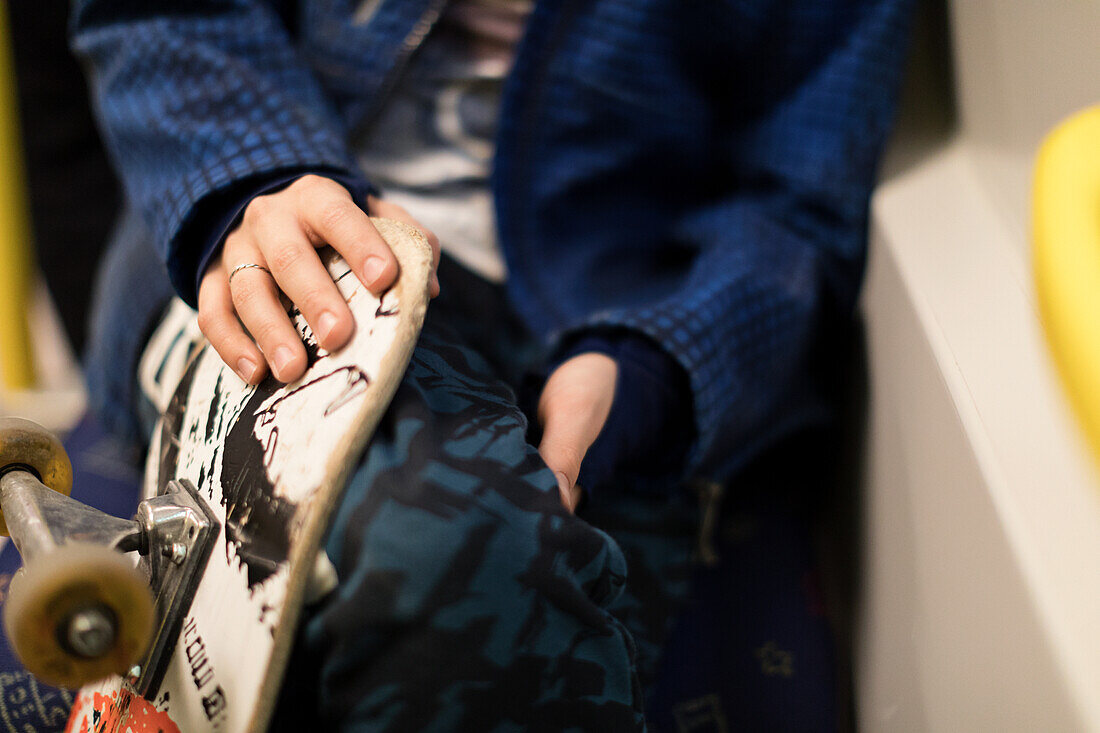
[267,260,697,730]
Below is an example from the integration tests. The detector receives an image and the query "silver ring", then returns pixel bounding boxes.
[228,262,271,285]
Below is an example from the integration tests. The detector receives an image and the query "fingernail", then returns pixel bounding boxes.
[553,471,576,512]
[318,311,337,343]
[273,346,295,377]
[363,256,386,286]
[236,357,257,382]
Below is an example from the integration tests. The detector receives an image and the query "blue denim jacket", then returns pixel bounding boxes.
[74,0,913,482]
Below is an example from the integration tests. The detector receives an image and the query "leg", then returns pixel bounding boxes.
[84,207,174,448]
[275,316,645,732]
[581,486,697,695]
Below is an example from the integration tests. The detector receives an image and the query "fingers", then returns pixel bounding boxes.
[252,208,355,352]
[554,472,583,513]
[536,353,619,513]
[367,195,441,297]
[223,245,310,383]
[297,180,399,295]
[197,265,267,385]
[195,175,428,385]
[538,437,585,513]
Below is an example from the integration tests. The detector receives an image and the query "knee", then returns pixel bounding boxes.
[324,462,628,629]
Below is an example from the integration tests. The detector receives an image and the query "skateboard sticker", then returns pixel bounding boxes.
[67,687,178,733]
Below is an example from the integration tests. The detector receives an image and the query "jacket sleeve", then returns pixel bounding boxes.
[70,0,371,305]
[561,0,915,482]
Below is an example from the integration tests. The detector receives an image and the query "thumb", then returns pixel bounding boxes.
[537,423,586,512]
[536,352,617,512]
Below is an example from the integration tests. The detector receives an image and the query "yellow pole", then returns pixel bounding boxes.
[0,0,36,389]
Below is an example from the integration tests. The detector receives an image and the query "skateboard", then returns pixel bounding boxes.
[0,218,432,732]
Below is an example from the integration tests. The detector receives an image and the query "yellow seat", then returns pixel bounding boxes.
[1033,104,1100,474]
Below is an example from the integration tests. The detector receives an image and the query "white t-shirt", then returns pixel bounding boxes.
[354,0,533,283]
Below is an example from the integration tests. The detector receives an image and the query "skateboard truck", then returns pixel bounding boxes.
[0,417,219,692]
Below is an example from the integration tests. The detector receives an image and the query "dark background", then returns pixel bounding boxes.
[9,2,120,355]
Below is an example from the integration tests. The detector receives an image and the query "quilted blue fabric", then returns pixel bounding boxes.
[72,0,913,483]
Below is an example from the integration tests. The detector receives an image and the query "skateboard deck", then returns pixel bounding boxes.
[66,219,433,733]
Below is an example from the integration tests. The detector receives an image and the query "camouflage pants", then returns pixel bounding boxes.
[264,258,697,732]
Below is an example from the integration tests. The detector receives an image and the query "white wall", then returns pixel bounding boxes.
[857,1,1100,730]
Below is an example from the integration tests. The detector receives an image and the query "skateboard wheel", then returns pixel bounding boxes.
[3,543,154,688]
[0,417,73,536]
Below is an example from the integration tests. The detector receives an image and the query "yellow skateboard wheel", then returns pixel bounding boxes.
[0,417,72,536]
[3,543,154,688]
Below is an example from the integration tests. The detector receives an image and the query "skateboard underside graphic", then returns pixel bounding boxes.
[65,219,432,733]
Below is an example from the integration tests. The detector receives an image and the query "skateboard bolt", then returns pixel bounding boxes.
[162,542,188,565]
[64,606,117,659]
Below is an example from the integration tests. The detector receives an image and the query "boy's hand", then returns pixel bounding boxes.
[198,175,440,384]
[537,353,618,512]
